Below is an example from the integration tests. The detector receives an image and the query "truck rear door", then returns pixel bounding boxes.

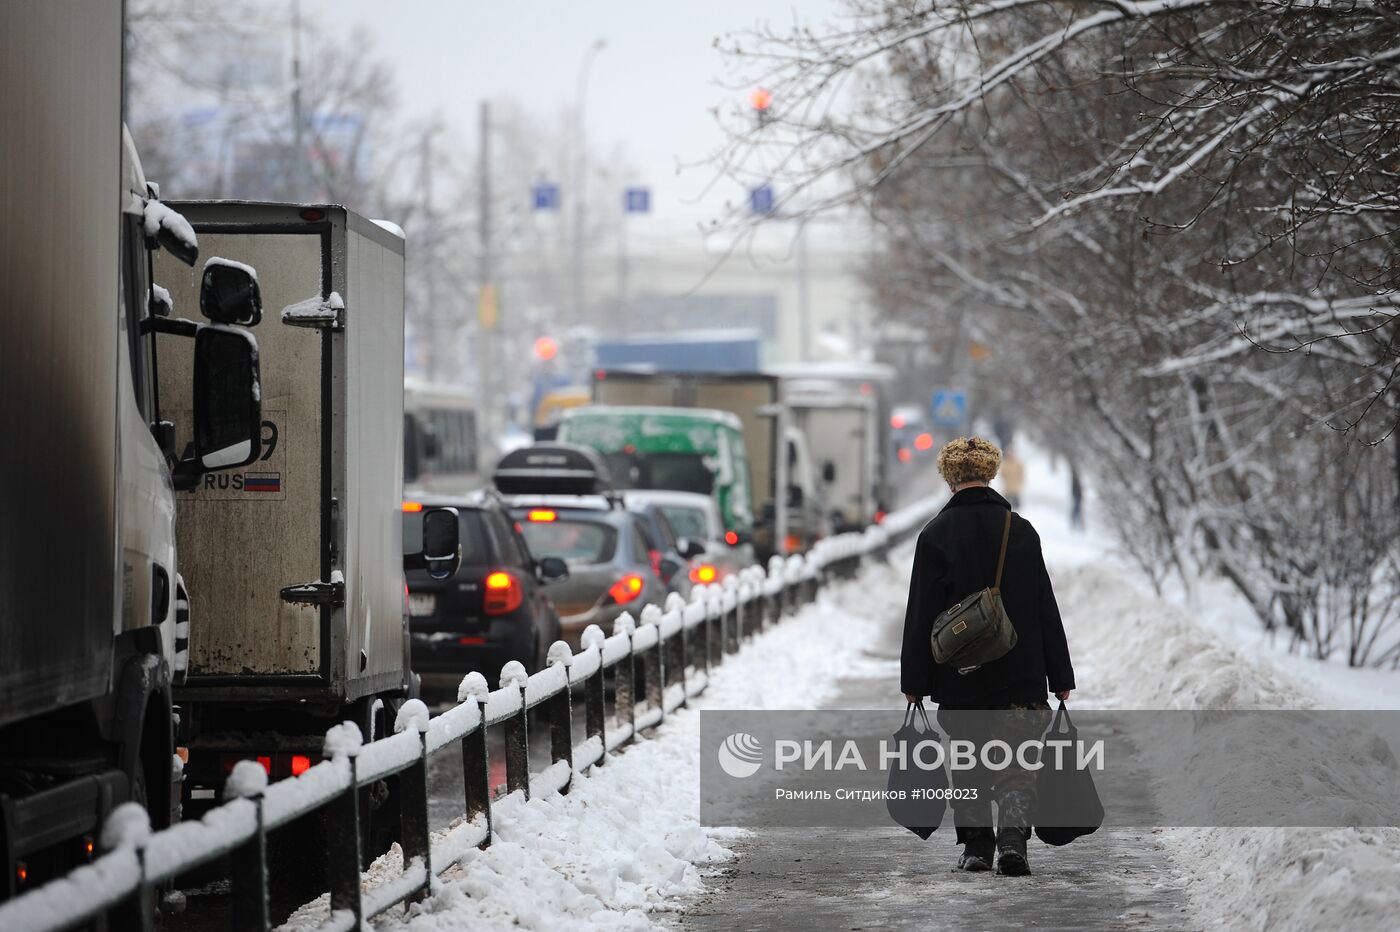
[156,225,328,678]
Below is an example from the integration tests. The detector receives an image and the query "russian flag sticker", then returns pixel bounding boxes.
[244,472,282,493]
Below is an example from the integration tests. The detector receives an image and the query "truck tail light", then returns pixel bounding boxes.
[690,563,717,584]
[606,574,644,605]
[724,530,739,546]
[290,755,313,776]
[484,570,523,615]
[403,500,424,513]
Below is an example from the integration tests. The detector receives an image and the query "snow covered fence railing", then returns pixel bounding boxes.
[0,494,942,932]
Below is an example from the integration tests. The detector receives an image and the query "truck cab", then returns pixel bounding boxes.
[1,0,264,893]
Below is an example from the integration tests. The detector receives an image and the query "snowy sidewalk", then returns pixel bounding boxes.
[677,541,1191,932]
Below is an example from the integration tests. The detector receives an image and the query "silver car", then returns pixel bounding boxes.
[621,489,752,584]
[506,495,669,649]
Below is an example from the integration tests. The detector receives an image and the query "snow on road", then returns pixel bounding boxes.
[281,563,908,931]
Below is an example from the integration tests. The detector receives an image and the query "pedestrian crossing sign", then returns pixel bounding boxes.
[930,389,968,428]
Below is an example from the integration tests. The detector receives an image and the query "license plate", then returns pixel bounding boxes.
[409,593,436,617]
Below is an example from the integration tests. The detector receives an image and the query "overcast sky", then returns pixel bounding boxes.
[300,0,848,242]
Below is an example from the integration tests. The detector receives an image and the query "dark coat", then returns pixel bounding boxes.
[900,486,1075,708]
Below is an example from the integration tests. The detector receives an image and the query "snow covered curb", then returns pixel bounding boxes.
[1055,564,1400,931]
[282,561,901,931]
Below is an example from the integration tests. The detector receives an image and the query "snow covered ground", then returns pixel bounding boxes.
[281,561,909,931]
[1010,447,1400,931]
[284,450,1400,931]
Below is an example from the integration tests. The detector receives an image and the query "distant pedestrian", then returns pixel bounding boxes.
[999,448,1025,509]
[1069,465,1084,531]
[900,436,1076,876]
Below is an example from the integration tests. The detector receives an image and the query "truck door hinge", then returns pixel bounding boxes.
[280,579,345,606]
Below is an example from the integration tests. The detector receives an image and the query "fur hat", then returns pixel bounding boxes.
[937,436,1002,486]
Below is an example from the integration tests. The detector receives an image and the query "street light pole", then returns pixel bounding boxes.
[571,38,607,326]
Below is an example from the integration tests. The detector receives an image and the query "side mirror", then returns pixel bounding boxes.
[193,326,261,470]
[536,556,569,584]
[200,258,263,326]
[422,507,462,580]
[821,460,837,483]
[677,537,707,560]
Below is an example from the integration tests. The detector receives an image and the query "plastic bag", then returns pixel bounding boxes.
[1034,701,1104,846]
[885,701,949,839]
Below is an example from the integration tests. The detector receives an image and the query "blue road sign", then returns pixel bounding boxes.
[750,184,776,216]
[930,389,968,429]
[624,187,651,213]
[532,182,561,211]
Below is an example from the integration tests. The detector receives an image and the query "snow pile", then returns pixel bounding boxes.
[224,760,269,800]
[100,802,151,852]
[141,199,197,254]
[1030,481,1400,930]
[203,255,258,281]
[323,721,364,759]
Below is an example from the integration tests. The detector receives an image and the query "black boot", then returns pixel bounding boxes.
[995,827,1030,876]
[956,830,995,872]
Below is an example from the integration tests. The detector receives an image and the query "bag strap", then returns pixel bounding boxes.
[993,510,1012,589]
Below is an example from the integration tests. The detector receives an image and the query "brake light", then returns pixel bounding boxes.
[528,509,557,522]
[898,448,912,464]
[484,570,523,615]
[256,756,271,774]
[403,501,424,513]
[290,755,313,776]
[784,534,802,554]
[875,510,887,524]
[724,530,739,546]
[690,563,717,584]
[649,549,664,578]
[607,574,644,605]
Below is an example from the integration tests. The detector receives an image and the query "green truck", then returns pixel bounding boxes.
[557,405,756,546]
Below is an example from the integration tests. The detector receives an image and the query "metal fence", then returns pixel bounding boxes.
[0,498,937,932]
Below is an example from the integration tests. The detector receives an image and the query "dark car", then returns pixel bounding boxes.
[403,492,568,696]
[625,496,701,599]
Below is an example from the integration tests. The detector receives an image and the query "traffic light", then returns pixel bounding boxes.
[533,336,558,361]
[750,87,773,127]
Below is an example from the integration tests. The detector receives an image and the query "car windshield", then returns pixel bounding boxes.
[659,504,709,541]
[403,509,490,563]
[519,518,617,565]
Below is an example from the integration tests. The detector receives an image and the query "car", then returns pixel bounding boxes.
[494,444,670,649]
[403,491,569,696]
[625,497,699,600]
[621,489,751,583]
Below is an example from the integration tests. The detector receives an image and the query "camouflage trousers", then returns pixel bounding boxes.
[937,701,1052,845]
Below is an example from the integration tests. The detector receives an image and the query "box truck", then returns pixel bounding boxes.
[0,0,263,898]
[152,203,429,808]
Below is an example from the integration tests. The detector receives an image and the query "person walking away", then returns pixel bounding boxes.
[1069,464,1084,530]
[900,437,1075,876]
[999,447,1025,509]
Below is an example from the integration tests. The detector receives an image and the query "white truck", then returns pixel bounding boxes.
[151,203,448,828]
[772,362,896,531]
[0,0,263,899]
